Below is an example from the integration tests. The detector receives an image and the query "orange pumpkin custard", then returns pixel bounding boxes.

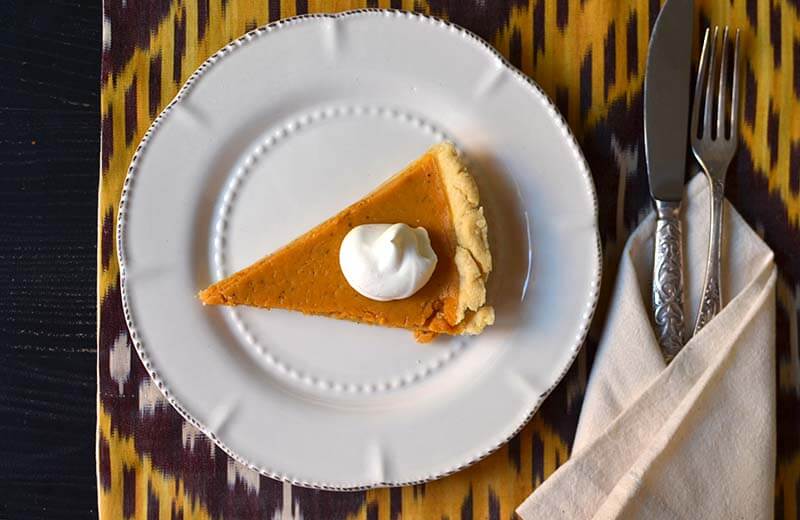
[199,142,493,342]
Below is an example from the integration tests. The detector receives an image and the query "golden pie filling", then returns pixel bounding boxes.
[199,142,493,342]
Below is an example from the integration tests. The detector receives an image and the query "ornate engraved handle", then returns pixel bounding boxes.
[653,200,685,361]
[694,177,724,335]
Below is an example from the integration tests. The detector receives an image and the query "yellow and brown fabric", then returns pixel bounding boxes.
[98,1,800,518]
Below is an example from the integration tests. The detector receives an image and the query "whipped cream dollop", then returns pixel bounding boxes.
[339,223,438,301]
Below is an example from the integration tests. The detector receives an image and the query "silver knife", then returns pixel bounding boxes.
[644,0,694,361]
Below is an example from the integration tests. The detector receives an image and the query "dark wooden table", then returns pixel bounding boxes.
[3,2,799,519]
[1,2,99,518]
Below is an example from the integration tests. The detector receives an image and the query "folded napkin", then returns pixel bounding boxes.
[517,174,777,519]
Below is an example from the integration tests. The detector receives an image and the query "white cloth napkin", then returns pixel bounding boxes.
[517,174,777,520]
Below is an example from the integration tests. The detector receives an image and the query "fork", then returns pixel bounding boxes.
[690,26,741,335]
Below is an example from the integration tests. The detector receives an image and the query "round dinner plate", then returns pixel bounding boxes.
[118,10,601,490]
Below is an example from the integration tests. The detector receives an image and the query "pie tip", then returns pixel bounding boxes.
[198,286,225,305]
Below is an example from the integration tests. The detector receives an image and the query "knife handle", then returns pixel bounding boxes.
[652,199,685,361]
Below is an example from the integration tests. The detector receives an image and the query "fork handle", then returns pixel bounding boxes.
[653,199,686,361]
[694,176,724,334]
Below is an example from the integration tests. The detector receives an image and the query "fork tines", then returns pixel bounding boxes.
[691,26,741,147]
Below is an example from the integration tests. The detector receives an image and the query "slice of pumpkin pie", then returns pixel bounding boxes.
[199,142,493,342]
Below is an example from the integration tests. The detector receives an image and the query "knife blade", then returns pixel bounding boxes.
[644,0,693,361]
[645,0,694,202]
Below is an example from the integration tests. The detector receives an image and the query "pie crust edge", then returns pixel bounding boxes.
[432,142,495,334]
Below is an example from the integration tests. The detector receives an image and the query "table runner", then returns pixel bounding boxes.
[98,1,800,518]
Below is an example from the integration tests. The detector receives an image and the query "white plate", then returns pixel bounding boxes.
[118,10,601,490]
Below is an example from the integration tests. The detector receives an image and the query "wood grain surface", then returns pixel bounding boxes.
[2,0,798,518]
[0,1,99,518]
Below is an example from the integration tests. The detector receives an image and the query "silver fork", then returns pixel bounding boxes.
[690,26,741,335]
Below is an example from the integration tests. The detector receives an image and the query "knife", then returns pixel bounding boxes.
[644,0,694,361]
